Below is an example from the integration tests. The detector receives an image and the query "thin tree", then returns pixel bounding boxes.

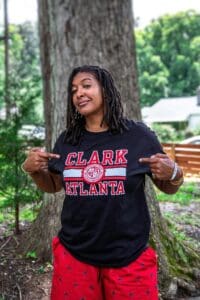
[3,0,11,118]
[22,1,199,298]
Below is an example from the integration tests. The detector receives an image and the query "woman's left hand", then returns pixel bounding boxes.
[139,153,175,181]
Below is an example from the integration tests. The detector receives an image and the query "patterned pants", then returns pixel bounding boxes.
[51,237,158,300]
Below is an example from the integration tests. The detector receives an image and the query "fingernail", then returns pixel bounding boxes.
[139,158,142,162]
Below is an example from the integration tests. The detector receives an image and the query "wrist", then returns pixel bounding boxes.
[170,176,184,186]
[170,162,178,180]
[170,163,184,185]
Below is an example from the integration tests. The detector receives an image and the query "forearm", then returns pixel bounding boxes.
[152,167,184,194]
[153,178,183,194]
[27,169,62,193]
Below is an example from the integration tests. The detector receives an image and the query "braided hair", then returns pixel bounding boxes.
[65,65,128,144]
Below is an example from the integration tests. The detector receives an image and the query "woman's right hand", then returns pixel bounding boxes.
[22,147,60,174]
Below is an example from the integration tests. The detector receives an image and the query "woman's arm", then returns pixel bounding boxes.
[139,153,184,194]
[152,167,184,194]
[27,170,63,193]
[22,148,63,193]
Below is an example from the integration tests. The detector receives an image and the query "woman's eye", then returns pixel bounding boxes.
[72,89,76,94]
[83,84,91,89]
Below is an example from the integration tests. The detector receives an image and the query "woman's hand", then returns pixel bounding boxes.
[139,153,176,181]
[22,148,62,193]
[139,153,184,194]
[22,147,60,174]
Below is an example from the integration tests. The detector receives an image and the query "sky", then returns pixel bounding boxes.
[133,0,200,27]
[0,0,200,28]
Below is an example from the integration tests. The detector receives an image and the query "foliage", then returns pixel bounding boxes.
[0,43,4,108]
[136,10,200,107]
[20,205,41,222]
[26,250,37,259]
[0,22,43,124]
[0,116,43,234]
[151,123,184,142]
[194,126,200,135]
[156,181,200,205]
[0,22,44,234]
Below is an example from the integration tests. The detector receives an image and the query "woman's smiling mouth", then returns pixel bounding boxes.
[77,99,90,107]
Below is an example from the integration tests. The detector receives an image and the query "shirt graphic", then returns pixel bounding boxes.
[63,149,128,196]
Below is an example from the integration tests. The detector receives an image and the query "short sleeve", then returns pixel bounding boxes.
[136,122,165,176]
[48,131,66,174]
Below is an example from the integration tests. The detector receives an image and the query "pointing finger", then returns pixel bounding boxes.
[139,157,151,163]
[139,152,168,164]
[139,157,158,163]
[38,152,60,159]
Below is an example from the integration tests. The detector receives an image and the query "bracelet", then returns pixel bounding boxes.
[170,177,184,186]
[169,162,184,185]
[170,162,178,180]
[21,163,35,175]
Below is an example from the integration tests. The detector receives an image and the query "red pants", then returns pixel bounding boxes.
[51,237,158,300]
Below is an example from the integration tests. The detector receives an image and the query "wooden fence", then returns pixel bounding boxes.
[162,143,200,177]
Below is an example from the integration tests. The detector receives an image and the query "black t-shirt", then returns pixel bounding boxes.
[48,120,164,267]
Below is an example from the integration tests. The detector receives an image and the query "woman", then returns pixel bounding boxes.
[22,65,183,300]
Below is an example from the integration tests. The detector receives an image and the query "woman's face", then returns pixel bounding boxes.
[71,72,104,118]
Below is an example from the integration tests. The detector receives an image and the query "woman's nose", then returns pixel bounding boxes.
[76,87,84,98]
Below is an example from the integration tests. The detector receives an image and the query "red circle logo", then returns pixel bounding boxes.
[83,164,104,183]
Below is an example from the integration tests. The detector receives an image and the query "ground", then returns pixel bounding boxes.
[0,231,52,300]
[0,200,199,300]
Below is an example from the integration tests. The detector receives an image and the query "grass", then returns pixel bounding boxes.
[156,181,200,205]
[157,180,200,249]
[163,211,200,249]
[164,210,199,228]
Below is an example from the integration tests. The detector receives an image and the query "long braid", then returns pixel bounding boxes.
[64,65,128,144]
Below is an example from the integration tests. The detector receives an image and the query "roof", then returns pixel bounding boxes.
[142,96,200,123]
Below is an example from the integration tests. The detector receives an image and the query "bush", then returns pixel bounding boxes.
[151,124,183,142]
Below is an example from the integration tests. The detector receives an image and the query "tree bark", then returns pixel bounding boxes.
[40,0,141,150]
[21,1,200,298]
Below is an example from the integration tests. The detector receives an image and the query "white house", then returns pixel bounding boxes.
[142,89,200,130]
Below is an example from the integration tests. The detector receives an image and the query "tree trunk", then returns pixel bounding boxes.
[4,0,11,118]
[21,1,200,298]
